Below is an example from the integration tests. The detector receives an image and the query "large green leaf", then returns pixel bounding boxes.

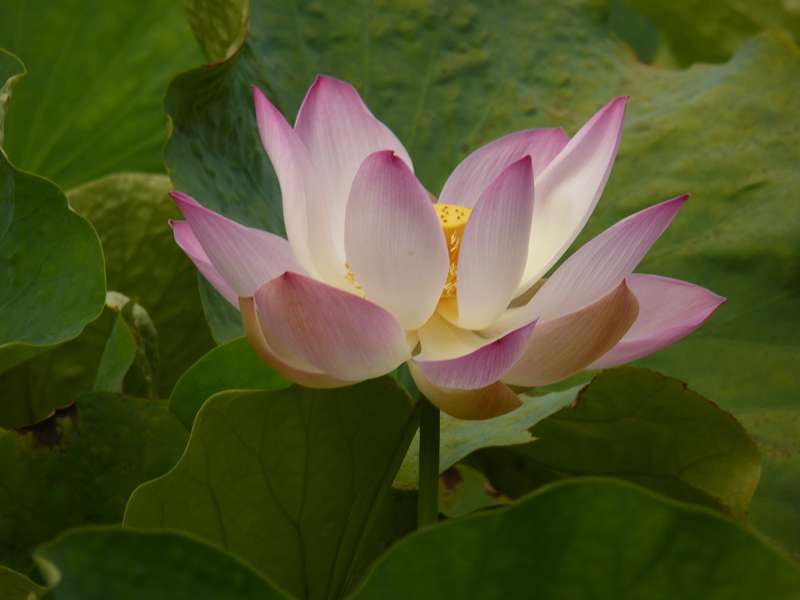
[0,393,186,575]
[0,50,106,424]
[169,336,288,430]
[68,173,216,394]
[352,479,800,599]
[125,378,418,599]
[470,367,761,518]
[0,0,202,188]
[625,0,800,65]
[0,564,44,600]
[743,406,800,556]
[35,527,289,600]
[0,49,24,144]
[394,387,577,489]
[0,150,105,381]
[185,0,250,62]
[172,0,800,552]
[0,293,157,428]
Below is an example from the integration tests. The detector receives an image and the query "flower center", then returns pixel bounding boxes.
[434,203,472,299]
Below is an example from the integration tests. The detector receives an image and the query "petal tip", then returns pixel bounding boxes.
[363,149,409,174]
[170,191,198,208]
[276,270,298,284]
[252,85,271,111]
[312,74,346,90]
[373,148,400,161]
[593,96,627,127]
[611,95,629,110]
[511,153,534,172]
[667,193,690,210]
[703,289,727,314]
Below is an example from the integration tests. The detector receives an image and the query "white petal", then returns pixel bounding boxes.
[345,151,449,329]
[416,313,494,361]
[294,75,412,267]
[484,195,687,337]
[439,128,568,208]
[172,192,305,297]
[502,280,639,387]
[456,156,534,329]
[253,272,411,381]
[518,97,627,294]
[253,86,318,277]
[529,195,687,321]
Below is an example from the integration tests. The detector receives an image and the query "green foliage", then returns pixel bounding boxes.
[0,0,202,188]
[0,50,105,427]
[0,564,44,600]
[438,464,509,518]
[35,527,289,599]
[185,0,250,62]
[169,337,288,430]
[0,294,157,429]
[352,479,800,599]
[68,173,216,394]
[395,387,577,489]
[0,393,186,575]
[39,482,800,599]
[92,310,139,394]
[0,49,24,145]
[125,378,419,599]
[0,150,105,385]
[471,368,762,518]
[625,0,800,65]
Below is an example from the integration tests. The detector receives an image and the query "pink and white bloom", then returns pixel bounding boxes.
[170,75,724,420]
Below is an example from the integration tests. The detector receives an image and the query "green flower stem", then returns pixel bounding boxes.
[417,396,440,528]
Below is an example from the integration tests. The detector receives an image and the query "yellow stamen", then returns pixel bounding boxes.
[434,203,472,299]
[344,261,365,296]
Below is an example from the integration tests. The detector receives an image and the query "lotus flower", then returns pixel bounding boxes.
[170,76,724,420]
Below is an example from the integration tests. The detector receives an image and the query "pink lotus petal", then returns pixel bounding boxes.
[345,151,449,329]
[518,97,628,293]
[172,192,305,297]
[240,297,352,388]
[590,274,725,369]
[486,195,687,337]
[415,321,536,390]
[503,280,639,387]
[440,128,568,208]
[409,361,522,420]
[457,156,534,329]
[170,220,238,306]
[253,86,319,276]
[531,194,688,321]
[294,75,412,264]
[253,272,410,381]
